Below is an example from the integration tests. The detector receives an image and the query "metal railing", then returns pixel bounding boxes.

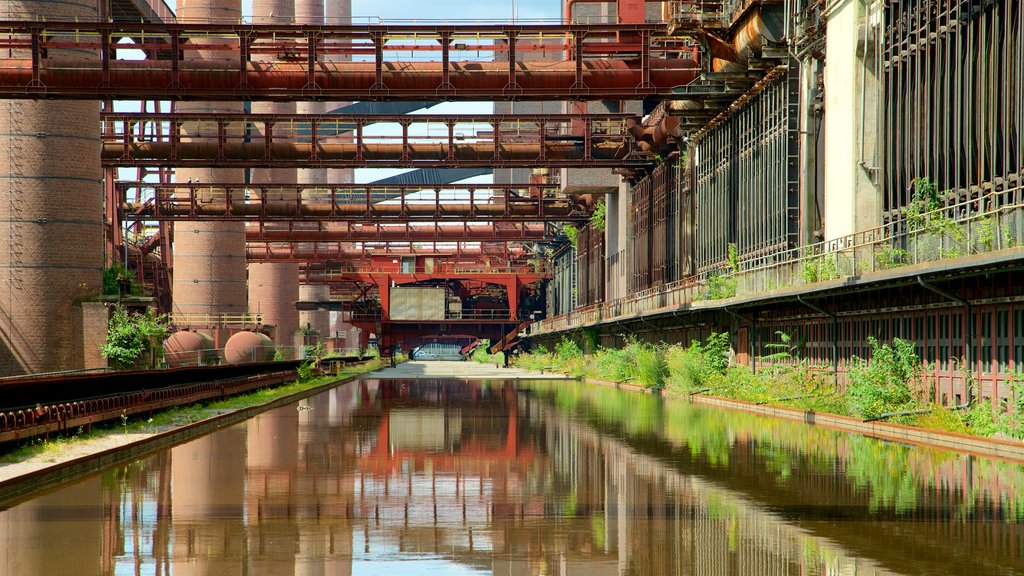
[531,191,1024,336]
[169,313,264,328]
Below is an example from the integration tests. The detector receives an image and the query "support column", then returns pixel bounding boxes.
[173,0,247,348]
[0,0,102,376]
[822,0,881,240]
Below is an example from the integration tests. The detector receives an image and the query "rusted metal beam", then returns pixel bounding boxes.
[0,21,698,101]
[100,111,646,168]
[245,221,549,242]
[247,241,518,262]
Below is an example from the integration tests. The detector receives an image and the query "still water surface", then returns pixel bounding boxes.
[1,378,1022,575]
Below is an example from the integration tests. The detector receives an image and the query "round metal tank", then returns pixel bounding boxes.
[164,331,218,368]
[223,331,276,364]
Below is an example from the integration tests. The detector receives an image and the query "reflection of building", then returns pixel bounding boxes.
[4,379,1024,574]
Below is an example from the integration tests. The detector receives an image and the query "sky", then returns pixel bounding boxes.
[120,1,564,193]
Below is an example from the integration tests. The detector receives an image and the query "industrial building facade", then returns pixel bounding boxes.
[532,0,1024,409]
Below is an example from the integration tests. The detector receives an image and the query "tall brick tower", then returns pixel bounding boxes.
[0,0,102,376]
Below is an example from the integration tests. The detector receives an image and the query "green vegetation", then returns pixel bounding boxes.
[800,251,839,283]
[517,332,1024,439]
[563,224,579,248]
[100,306,169,370]
[875,245,910,270]
[0,357,388,464]
[845,338,921,420]
[471,340,502,364]
[698,271,737,300]
[102,263,141,296]
[590,201,606,232]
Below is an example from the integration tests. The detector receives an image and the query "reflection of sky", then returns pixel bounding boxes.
[353,558,490,576]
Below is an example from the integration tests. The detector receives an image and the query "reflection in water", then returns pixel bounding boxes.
[0,378,1022,575]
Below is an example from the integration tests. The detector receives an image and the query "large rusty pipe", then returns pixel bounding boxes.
[711,8,781,73]
[247,246,495,260]
[247,224,547,242]
[0,57,697,99]
[137,200,580,219]
[105,141,632,165]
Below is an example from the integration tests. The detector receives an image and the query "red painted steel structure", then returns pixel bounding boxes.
[100,112,647,168]
[0,21,697,101]
[118,181,585,222]
[246,222,549,242]
[247,241,524,262]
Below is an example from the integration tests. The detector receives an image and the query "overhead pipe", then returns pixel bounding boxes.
[245,223,547,242]
[103,140,638,167]
[0,57,699,100]
[130,198,584,220]
[246,245,498,261]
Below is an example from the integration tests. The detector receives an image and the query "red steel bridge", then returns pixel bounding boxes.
[0,17,706,356]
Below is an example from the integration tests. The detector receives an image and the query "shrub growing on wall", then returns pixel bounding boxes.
[101,306,169,370]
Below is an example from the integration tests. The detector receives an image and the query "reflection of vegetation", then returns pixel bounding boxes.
[523,377,1024,526]
[845,439,920,513]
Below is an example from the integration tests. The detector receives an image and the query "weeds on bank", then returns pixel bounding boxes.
[517,333,1024,440]
[0,358,386,464]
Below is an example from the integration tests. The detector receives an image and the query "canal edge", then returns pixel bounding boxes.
[576,376,1024,463]
[0,373,367,507]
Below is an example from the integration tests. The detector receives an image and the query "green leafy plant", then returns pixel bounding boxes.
[905,177,942,231]
[554,336,583,361]
[800,251,839,283]
[664,332,730,394]
[726,243,739,272]
[472,340,498,364]
[100,306,169,370]
[296,343,324,382]
[590,201,606,233]
[846,337,922,420]
[699,271,737,300]
[563,224,579,248]
[102,263,141,296]
[977,216,996,252]
[875,245,910,270]
[761,330,803,363]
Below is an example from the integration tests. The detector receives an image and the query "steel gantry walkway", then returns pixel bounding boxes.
[101,112,649,168]
[118,181,585,222]
[0,21,697,101]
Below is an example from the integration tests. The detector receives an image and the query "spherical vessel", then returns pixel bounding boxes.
[223,331,275,364]
[164,331,218,368]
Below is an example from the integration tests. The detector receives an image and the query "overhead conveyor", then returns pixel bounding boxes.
[0,20,699,101]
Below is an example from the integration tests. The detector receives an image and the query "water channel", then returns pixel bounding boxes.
[1,376,1022,575]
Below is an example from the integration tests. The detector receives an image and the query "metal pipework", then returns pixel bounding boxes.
[247,241,516,262]
[244,241,507,260]
[120,181,574,220]
[101,111,647,168]
[245,222,548,242]
[125,195,586,222]
[0,21,699,101]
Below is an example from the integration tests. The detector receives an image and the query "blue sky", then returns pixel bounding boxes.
[234,0,559,23]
